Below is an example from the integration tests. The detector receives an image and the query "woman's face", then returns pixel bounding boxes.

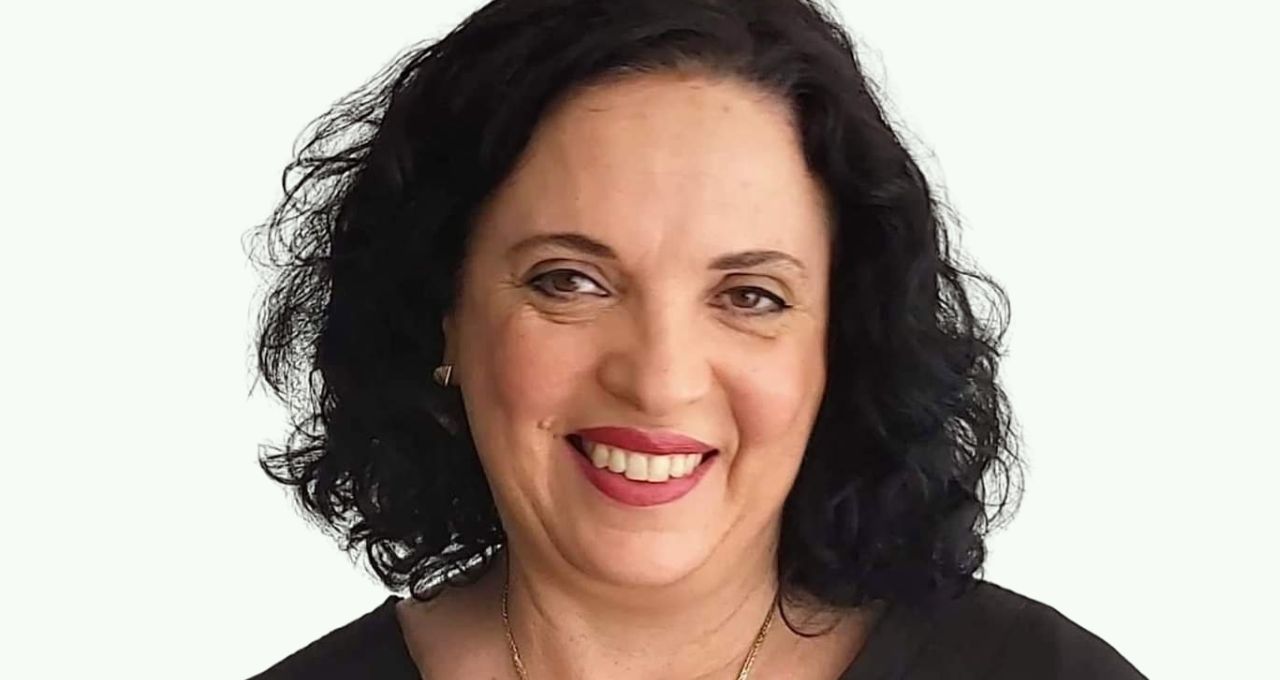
[447,72,831,587]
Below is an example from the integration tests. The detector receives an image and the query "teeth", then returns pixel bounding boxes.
[590,444,610,468]
[607,447,627,473]
[624,452,648,480]
[585,441,707,483]
[646,455,670,482]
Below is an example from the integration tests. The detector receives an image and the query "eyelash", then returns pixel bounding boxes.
[525,269,791,316]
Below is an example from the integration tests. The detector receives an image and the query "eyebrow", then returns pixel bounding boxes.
[508,232,617,259]
[507,231,806,275]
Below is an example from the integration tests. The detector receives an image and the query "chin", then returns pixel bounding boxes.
[565,527,715,588]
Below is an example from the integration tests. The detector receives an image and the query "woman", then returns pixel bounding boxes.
[248,0,1146,678]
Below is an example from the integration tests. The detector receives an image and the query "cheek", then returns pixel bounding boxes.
[721,339,826,466]
[459,309,596,506]
[468,309,592,433]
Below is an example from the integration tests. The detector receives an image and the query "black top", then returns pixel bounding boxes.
[249,580,1147,679]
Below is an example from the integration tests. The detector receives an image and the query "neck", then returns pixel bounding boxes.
[499,528,782,680]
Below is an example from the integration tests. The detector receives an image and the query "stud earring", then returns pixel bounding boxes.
[432,364,454,387]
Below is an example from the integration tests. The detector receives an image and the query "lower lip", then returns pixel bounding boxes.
[567,439,715,507]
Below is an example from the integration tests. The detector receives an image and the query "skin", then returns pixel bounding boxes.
[397,70,880,679]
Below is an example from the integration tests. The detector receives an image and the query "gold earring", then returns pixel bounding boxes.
[432,364,454,387]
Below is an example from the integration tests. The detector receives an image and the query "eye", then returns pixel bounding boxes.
[526,268,609,299]
[716,286,790,315]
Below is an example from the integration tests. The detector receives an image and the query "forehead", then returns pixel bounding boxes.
[475,71,831,260]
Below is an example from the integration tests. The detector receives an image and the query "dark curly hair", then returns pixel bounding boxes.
[250,0,1023,621]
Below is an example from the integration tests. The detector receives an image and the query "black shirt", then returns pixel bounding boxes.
[249,580,1147,679]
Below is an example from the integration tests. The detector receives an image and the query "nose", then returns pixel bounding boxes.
[596,299,712,417]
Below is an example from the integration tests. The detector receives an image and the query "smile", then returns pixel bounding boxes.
[566,429,719,507]
[578,438,709,483]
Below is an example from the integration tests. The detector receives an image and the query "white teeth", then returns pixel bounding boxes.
[590,444,610,468]
[607,447,627,473]
[624,452,648,480]
[646,455,670,482]
[583,441,708,483]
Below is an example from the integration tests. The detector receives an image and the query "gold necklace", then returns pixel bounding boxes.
[501,578,776,680]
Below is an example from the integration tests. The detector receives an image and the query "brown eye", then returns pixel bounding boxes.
[720,286,789,315]
[527,269,608,298]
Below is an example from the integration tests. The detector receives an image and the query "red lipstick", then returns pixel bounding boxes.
[566,426,719,507]
[573,426,715,455]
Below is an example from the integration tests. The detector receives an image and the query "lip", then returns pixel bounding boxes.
[572,426,716,455]
[565,437,716,507]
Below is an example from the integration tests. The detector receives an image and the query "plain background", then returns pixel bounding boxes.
[2,1,1275,678]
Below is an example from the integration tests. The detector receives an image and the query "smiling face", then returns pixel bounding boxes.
[445,71,832,587]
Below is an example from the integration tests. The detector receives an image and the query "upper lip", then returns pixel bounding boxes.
[572,426,716,455]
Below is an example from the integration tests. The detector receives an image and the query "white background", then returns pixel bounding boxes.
[2,1,1275,678]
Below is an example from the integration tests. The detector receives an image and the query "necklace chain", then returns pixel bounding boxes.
[501,577,776,680]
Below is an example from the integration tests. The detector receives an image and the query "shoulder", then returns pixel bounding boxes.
[246,596,420,680]
[893,580,1147,680]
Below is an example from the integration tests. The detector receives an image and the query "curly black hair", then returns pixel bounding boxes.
[250,0,1023,621]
